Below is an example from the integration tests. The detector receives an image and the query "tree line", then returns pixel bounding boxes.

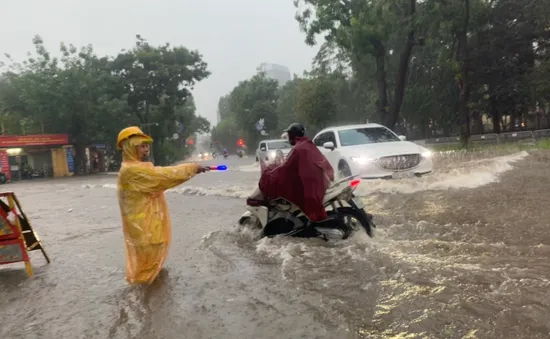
[0,35,211,171]
[212,0,550,150]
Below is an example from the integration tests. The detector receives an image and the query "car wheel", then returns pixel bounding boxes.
[255,156,259,162]
[338,161,352,179]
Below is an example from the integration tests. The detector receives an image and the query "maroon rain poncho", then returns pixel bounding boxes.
[258,136,335,222]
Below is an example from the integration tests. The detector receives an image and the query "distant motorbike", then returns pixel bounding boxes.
[223,152,229,159]
[238,175,375,241]
[237,150,244,158]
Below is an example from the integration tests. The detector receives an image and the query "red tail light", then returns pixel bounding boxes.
[350,179,361,189]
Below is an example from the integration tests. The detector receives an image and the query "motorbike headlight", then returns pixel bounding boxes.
[421,151,432,158]
[351,156,372,165]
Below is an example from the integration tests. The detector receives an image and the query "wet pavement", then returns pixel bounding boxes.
[1,150,549,338]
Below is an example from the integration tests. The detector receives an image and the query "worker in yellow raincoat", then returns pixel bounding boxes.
[116,126,209,284]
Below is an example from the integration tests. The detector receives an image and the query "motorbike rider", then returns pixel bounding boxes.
[257,123,335,223]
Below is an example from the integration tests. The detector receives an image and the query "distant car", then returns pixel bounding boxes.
[313,123,433,179]
[255,139,292,163]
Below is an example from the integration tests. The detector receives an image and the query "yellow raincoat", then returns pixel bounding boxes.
[117,135,198,284]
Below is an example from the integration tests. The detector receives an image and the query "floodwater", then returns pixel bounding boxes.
[1,150,549,339]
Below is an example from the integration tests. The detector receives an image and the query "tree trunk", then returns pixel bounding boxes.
[490,95,501,133]
[372,41,389,125]
[472,111,483,134]
[73,144,87,175]
[388,0,417,130]
[456,0,471,148]
[509,110,517,131]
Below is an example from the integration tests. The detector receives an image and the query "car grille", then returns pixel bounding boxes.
[378,154,420,171]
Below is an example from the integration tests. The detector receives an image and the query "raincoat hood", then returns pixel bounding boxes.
[121,135,152,163]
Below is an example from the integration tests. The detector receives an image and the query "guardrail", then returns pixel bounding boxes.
[418,129,550,146]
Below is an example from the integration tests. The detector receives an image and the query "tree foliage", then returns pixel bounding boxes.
[0,34,211,170]
[214,0,550,148]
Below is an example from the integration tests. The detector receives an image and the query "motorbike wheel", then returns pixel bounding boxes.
[238,216,261,229]
[329,207,373,238]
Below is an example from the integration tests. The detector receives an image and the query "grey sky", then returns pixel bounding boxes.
[1,0,317,125]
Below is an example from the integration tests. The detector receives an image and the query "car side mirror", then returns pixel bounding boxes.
[260,147,266,151]
[398,135,406,141]
[323,141,335,150]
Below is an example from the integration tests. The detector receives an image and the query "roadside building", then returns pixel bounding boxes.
[0,134,74,181]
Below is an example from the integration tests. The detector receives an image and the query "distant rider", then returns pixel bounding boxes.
[257,123,335,222]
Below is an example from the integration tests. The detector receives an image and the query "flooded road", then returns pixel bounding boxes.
[1,150,549,339]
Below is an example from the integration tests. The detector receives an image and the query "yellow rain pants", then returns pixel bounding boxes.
[117,136,198,284]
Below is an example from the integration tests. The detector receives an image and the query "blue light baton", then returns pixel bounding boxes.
[209,165,228,171]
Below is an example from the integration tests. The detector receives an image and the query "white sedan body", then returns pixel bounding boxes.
[255,139,293,163]
[312,123,433,179]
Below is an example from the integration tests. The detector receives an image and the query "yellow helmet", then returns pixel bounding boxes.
[116,126,153,150]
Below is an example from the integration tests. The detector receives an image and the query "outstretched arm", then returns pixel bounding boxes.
[122,163,200,193]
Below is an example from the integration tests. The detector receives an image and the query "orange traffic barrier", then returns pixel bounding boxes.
[0,191,50,276]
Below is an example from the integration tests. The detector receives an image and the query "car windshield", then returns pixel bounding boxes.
[338,127,400,146]
[268,140,292,149]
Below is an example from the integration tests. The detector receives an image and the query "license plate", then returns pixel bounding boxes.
[352,197,364,209]
[392,171,415,179]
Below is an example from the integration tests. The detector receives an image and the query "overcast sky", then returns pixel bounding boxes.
[1,0,317,125]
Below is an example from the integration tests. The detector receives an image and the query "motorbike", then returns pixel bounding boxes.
[238,176,375,240]
[237,150,243,158]
[223,152,229,159]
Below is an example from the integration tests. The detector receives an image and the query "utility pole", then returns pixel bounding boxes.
[140,122,159,163]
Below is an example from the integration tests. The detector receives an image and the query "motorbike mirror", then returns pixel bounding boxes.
[323,141,335,150]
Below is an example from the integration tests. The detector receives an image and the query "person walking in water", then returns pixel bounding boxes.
[116,126,209,284]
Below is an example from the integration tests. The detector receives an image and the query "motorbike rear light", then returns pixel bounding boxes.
[350,179,361,189]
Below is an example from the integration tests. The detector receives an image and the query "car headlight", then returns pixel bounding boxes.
[351,156,372,165]
[269,151,276,158]
[421,151,432,158]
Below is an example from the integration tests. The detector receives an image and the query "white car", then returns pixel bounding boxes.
[255,139,293,163]
[312,123,433,179]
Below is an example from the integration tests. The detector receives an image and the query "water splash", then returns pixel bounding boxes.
[82,152,528,199]
[354,151,528,195]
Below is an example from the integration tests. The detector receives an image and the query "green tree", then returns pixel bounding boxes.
[0,34,212,169]
[210,117,239,151]
[1,35,132,171]
[227,73,279,146]
[275,77,302,131]
[217,95,231,121]
[295,75,338,133]
[110,34,210,162]
[295,0,419,129]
